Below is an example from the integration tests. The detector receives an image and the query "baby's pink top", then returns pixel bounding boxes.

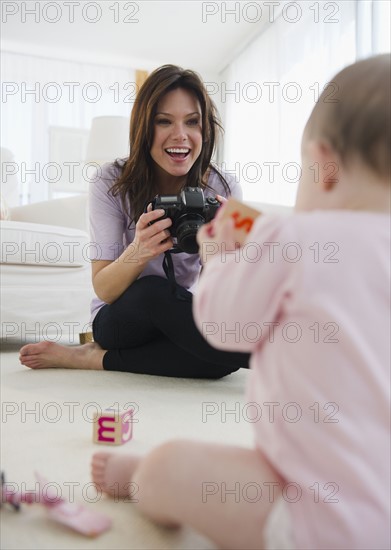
[193,210,390,550]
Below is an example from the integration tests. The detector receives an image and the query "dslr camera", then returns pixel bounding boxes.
[150,187,220,254]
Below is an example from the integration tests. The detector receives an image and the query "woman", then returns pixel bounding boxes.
[19,64,249,378]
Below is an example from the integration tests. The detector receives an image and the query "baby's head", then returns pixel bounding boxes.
[296,54,390,212]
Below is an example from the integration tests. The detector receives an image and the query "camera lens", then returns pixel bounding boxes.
[176,216,205,253]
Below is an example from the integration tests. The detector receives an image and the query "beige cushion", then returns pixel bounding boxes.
[10,194,89,231]
[0,193,10,220]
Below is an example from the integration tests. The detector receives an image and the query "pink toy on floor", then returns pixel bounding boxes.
[1,472,112,537]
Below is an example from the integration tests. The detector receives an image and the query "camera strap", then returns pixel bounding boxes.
[162,250,192,302]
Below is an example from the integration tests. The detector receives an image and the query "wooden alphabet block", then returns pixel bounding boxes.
[220,198,261,245]
[93,407,134,445]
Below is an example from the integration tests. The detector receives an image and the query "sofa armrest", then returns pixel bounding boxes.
[10,194,89,232]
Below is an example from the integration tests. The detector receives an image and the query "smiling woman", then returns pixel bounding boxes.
[19,64,250,378]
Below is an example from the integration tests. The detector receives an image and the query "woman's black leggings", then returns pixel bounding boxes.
[92,276,249,379]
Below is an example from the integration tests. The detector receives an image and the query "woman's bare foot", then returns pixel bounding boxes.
[19,341,106,370]
[91,452,141,498]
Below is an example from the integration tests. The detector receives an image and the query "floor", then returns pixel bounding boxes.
[0,342,252,549]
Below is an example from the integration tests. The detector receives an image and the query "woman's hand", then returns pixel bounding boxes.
[130,207,174,266]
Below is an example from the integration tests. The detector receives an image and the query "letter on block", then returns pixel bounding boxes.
[93,407,134,445]
[220,198,261,245]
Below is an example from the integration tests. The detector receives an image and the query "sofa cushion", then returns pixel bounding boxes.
[0,220,90,267]
[10,194,89,232]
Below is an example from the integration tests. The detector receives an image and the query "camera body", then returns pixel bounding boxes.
[150,187,220,253]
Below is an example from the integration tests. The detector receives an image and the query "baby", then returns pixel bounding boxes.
[91,55,390,549]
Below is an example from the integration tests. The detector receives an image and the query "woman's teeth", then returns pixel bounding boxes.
[166,148,190,158]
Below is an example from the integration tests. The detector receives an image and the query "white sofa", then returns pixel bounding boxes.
[1,194,95,344]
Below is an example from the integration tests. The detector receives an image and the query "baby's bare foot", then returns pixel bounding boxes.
[91,452,141,498]
[19,341,105,370]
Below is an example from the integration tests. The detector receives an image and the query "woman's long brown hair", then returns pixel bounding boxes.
[110,64,231,225]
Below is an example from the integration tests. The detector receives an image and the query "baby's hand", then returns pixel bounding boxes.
[197,216,238,264]
[215,194,227,205]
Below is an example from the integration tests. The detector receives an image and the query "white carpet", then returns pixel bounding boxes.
[0,343,252,549]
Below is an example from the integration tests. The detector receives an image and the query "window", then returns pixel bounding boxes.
[1,52,134,204]
[220,0,390,206]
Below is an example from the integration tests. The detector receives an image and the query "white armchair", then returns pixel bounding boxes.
[1,194,95,344]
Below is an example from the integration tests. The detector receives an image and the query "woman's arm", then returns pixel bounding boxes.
[91,209,173,304]
[89,164,175,304]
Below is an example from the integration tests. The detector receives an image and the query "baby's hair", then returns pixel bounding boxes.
[305,54,390,181]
